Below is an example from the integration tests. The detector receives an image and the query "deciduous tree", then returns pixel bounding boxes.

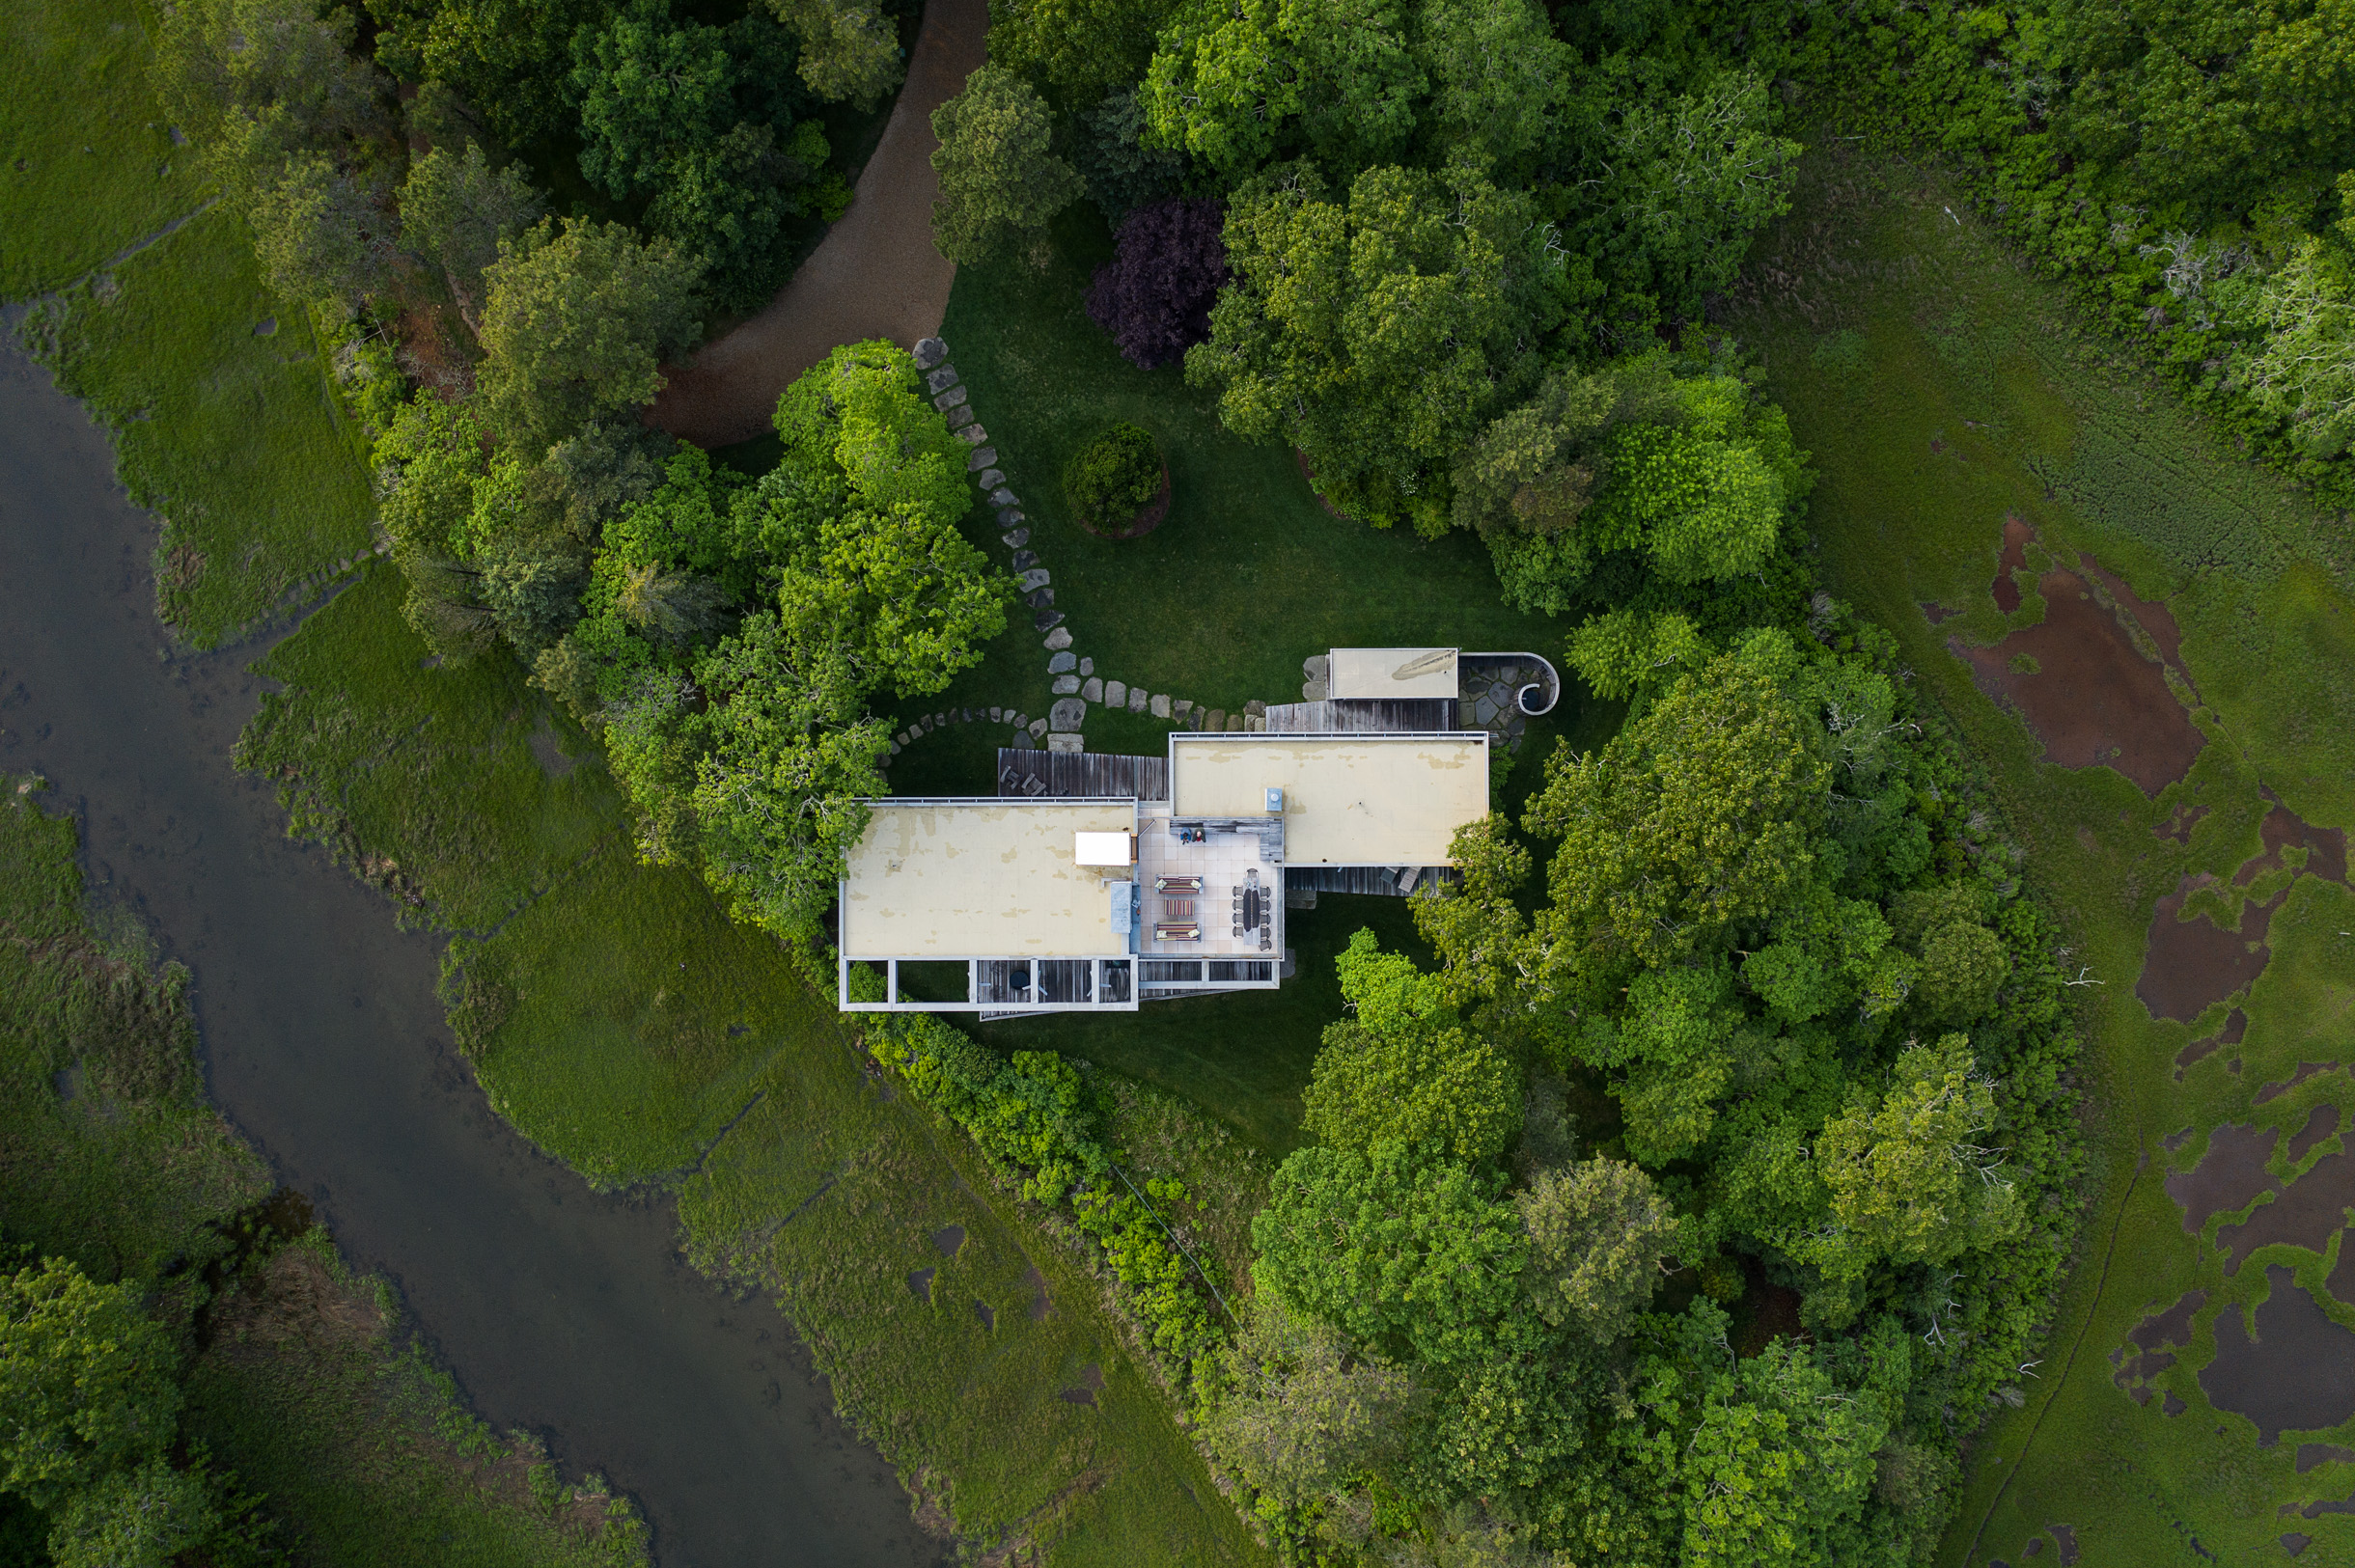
[0,1259,180,1510]
[1301,931,1520,1164]
[476,218,704,454]
[1515,1156,1676,1342]
[928,68,1084,267]
[1524,629,1826,967]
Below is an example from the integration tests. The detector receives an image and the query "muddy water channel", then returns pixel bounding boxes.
[0,344,938,1566]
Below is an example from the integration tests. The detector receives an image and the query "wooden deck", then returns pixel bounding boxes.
[996,749,1170,800]
[1283,866,1458,897]
[1261,698,1459,732]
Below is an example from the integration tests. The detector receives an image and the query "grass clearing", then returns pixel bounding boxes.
[921,204,1580,742]
[1723,145,2355,1566]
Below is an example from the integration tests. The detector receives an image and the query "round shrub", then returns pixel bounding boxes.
[1063,422,1164,531]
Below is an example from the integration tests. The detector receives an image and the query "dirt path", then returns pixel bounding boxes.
[647,0,987,448]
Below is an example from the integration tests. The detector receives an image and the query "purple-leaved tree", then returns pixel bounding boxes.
[1085,197,1228,371]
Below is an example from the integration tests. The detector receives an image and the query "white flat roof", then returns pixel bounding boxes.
[1167,734,1487,866]
[1327,647,1459,701]
[841,800,1134,957]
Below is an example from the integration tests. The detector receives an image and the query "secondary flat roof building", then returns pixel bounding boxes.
[836,647,1542,1015]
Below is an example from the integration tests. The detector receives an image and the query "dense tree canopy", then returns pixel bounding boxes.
[929,67,1085,267]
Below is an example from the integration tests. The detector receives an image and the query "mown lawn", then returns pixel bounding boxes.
[1722,146,2355,1566]
[919,204,1584,746]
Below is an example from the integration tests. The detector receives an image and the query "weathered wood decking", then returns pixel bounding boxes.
[996,749,1170,800]
[1283,866,1458,897]
[1261,698,1459,732]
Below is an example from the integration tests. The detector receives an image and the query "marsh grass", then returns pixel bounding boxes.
[1721,146,2355,1565]
[0,780,645,1566]
[20,207,377,646]
[0,0,208,296]
[238,568,620,932]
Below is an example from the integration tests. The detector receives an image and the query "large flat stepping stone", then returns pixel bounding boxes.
[1012,550,1039,569]
[914,337,948,369]
[1128,687,1150,713]
[1081,677,1102,703]
[933,385,968,410]
[927,366,959,394]
[1050,698,1087,729]
[989,487,1019,508]
[1043,625,1072,649]
[1048,650,1075,673]
[1002,527,1030,548]
[1103,680,1126,707]
[968,447,999,472]
[1150,694,1171,718]
[1046,732,1083,754]
[946,404,978,429]
[956,425,988,445]
[1053,674,1080,694]
[1018,569,1050,591]
[977,467,1006,488]
[1033,607,1063,631]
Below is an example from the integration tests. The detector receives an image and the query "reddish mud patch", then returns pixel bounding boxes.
[2289,1106,2343,1165]
[2080,559,2189,669]
[1923,602,1962,624]
[2298,1444,2355,1473]
[2170,1124,2282,1230]
[2176,1007,2249,1080]
[930,1224,966,1257]
[2112,1289,2207,1404]
[2163,1390,2188,1415]
[1023,1263,1052,1321]
[2220,1151,2355,1270]
[1993,514,2034,614]
[2137,876,2286,1023]
[1952,564,2204,797]
[2203,1266,2355,1444]
[2157,803,2210,844]
[1058,1363,1106,1406]
[907,1266,934,1302]
[974,1299,995,1331]
[2284,1533,2313,1555]
[2047,1524,2080,1565]
[2239,789,2350,889]
[2260,1064,2343,1107]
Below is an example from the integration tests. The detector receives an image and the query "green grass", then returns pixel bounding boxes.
[444,847,826,1189]
[19,207,377,646]
[0,779,269,1287]
[1721,146,2355,1566]
[185,1231,647,1568]
[0,779,645,1567]
[0,0,208,296]
[237,567,621,932]
[921,205,1584,746]
[5,0,375,648]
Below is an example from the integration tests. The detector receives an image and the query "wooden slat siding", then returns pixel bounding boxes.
[995,749,1170,800]
[1283,866,1462,897]
[1262,698,1459,732]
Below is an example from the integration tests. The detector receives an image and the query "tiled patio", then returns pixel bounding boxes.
[1135,806,1277,956]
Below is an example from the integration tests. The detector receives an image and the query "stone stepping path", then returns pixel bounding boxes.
[896,335,1271,759]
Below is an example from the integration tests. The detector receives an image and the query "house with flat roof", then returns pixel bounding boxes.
[836,646,1557,1015]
